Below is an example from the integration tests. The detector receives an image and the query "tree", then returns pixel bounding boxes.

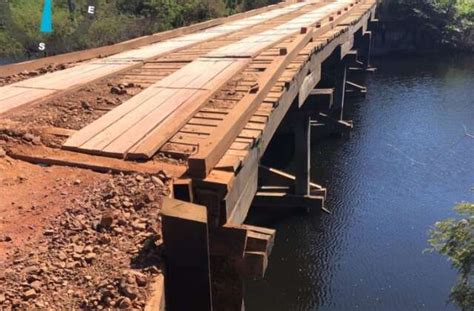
[428,202,474,310]
[380,0,474,50]
[0,0,281,59]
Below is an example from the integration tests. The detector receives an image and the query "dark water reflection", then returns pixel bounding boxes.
[0,58,14,65]
[245,55,474,311]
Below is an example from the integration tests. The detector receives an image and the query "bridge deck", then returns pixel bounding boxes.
[63,0,348,159]
[0,0,376,223]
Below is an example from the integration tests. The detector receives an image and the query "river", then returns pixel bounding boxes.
[246,54,474,311]
[0,58,14,65]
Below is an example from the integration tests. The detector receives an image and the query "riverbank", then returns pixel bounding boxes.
[373,0,474,55]
[372,21,474,56]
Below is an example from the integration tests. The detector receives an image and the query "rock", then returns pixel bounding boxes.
[84,252,97,263]
[131,221,146,231]
[83,245,94,253]
[73,244,85,254]
[26,275,39,283]
[32,136,42,145]
[0,235,12,242]
[81,101,92,110]
[131,272,147,287]
[151,176,165,187]
[57,251,67,261]
[30,281,42,291]
[35,301,45,308]
[23,289,37,300]
[43,230,54,236]
[122,201,133,209]
[23,133,35,142]
[144,193,154,204]
[111,86,126,95]
[133,201,145,211]
[119,285,138,300]
[66,261,80,269]
[22,266,40,275]
[99,212,114,229]
[98,235,111,245]
[117,297,132,309]
[157,170,169,180]
[0,147,6,158]
[73,179,82,185]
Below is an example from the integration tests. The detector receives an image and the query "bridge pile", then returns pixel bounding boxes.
[0,0,377,309]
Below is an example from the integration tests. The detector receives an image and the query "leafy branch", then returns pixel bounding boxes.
[428,202,474,310]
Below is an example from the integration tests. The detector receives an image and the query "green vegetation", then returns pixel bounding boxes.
[428,202,474,310]
[382,0,474,50]
[0,0,278,60]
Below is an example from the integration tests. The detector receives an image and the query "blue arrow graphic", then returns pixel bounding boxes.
[40,0,53,33]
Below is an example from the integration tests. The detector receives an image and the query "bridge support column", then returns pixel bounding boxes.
[360,31,372,69]
[161,198,213,311]
[294,112,311,197]
[333,56,347,121]
[253,106,326,212]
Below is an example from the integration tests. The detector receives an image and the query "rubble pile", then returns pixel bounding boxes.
[0,64,70,87]
[0,172,169,310]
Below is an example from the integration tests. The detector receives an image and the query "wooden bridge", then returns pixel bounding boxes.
[0,0,377,309]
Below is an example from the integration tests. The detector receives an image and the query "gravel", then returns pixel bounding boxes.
[0,172,169,310]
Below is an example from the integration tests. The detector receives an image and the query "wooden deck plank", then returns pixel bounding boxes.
[126,59,250,159]
[77,60,230,153]
[104,60,246,157]
[63,73,186,150]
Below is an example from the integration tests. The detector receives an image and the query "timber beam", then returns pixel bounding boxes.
[346,80,368,97]
[258,165,327,198]
[349,30,376,72]
[332,53,347,121]
[308,88,334,111]
[348,66,377,73]
[316,112,353,134]
[209,223,275,279]
[161,198,213,311]
[161,198,276,310]
[253,192,326,213]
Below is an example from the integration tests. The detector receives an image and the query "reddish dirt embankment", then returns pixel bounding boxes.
[0,156,169,310]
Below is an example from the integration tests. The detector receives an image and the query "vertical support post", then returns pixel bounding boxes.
[333,57,347,120]
[360,31,372,69]
[294,113,311,197]
[162,198,213,311]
